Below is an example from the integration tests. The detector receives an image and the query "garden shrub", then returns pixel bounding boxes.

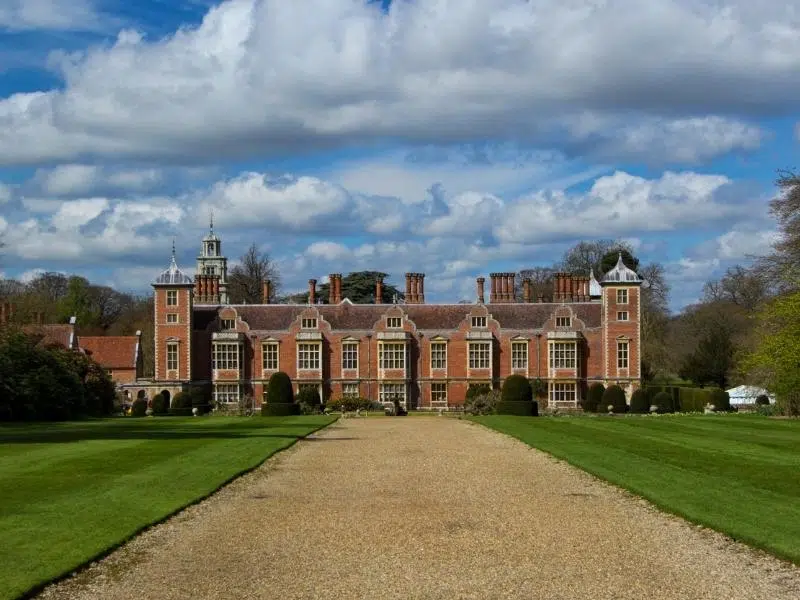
[131,397,148,417]
[629,388,649,413]
[501,374,533,403]
[267,371,294,404]
[530,378,548,400]
[677,387,712,412]
[190,385,212,414]
[602,385,628,413]
[466,384,492,401]
[296,386,321,407]
[583,383,605,412]
[169,391,193,416]
[496,399,539,416]
[151,392,168,415]
[710,388,731,412]
[261,402,300,416]
[653,391,674,414]
[755,394,770,406]
[464,390,500,415]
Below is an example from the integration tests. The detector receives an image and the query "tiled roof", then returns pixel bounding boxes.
[202,302,602,332]
[23,324,74,349]
[79,336,138,369]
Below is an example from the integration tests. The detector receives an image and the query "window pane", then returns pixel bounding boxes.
[431,343,447,370]
[379,343,405,369]
[469,342,490,369]
[298,343,321,370]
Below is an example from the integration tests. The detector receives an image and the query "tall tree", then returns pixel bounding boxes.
[300,271,405,304]
[703,265,770,312]
[637,263,670,380]
[558,239,636,276]
[515,267,555,300]
[227,244,281,304]
[757,169,800,289]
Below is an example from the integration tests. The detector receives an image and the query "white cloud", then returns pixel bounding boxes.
[1,0,794,165]
[0,0,109,31]
[30,164,164,197]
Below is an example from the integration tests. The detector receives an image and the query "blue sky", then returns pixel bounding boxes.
[0,0,799,311]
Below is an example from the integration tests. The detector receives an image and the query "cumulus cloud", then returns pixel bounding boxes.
[1,0,794,165]
[29,164,163,197]
[0,0,109,31]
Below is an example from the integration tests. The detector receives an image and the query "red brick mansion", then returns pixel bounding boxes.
[143,228,642,410]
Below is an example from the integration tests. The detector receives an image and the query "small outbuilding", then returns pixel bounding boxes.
[725,385,775,405]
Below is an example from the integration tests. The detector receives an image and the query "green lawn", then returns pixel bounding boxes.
[473,414,800,564]
[0,415,335,600]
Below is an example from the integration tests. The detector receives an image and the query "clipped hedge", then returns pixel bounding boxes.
[710,388,731,412]
[261,402,300,416]
[495,400,539,416]
[653,391,674,414]
[190,384,212,414]
[131,397,148,417]
[629,388,649,413]
[267,371,294,404]
[501,374,533,403]
[151,392,168,415]
[583,383,605,413]
[169,391,193,416]
[466,384,492,401]
[602,385,628,413]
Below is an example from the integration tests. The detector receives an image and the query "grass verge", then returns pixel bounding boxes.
[0,415,336,600]
[472,414,800,564]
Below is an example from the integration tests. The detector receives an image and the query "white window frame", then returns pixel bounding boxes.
[379,383,406,408]
[555,316,571,328]
[301,317,317,329]
[214,383,239,404]
[166,290,178,306]
[617,311,629,322]
[212,343,240,370]
[511,341,528,370]
[431,342,447,370]
[549,342,576,369]
[342,342,359,370]
[550,382,576,407]
[379,343,406,370]
[297,343,321,370]
[617,289,628,304]
[166,313,178,324]
[342,383,359,398]
[617,340,629,369]
[386,317,402,329]
[166,343,178,371]
[471,316,487,328]
[262,342,279,371]
[220,318,235,330]
[468,341,490,369]
[431,382,448,407]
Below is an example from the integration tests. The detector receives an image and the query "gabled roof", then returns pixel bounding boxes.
[79,336,138,369]
[196,301,602,332]
[23,324,76,349]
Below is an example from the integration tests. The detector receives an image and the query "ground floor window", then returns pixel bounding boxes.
[431,382,448,407]
[550,382,577,408]
[214,383,239,404]
[379,383,406,408]
[342,383,359,398]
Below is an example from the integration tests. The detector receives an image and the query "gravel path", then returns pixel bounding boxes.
[38,417,800,600]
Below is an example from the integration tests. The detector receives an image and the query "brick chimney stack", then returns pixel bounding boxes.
[523,278,532,303]
[476,277,485,304]
[308,279,317,305]
[507,273,516,302]
[263,279,271,304]
[416,273,425,304]
[375,276,384,304]
[489,273,498,303]
[328,274,338,304]
[405,273,414,304]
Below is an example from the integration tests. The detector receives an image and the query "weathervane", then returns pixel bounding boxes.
[210,208,214,234]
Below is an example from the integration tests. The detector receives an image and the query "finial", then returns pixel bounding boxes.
[171,238,176,258]
[209,208,214,234]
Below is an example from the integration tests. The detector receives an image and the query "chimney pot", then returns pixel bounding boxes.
[507,273,516,303]
[263,279,271,304]
[489,273,500,303]
[375,276,384,304]
[405,273,414,304]
[416,273,425,304]
[308,279,317,305]
[476,277,485,304]
[523,278,532,303]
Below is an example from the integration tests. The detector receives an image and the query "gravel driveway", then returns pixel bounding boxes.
[38,417,800,600]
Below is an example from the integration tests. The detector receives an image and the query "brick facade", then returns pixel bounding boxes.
[143,250,642,410]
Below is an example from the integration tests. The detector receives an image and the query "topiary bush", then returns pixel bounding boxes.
[261,402,300,416]
[131,397,148,417]
[629,388,649,413]
[653,391,674,414]
[755,394,770,406]
[501,374,533,403]
[583,383,605,413]
[267,371,294,404]
[602,385,628,414]
[151,392,168,415]
[296,386,322,415]
[169,391,193,416]
[496,399,539,416]
[710,388,731,412]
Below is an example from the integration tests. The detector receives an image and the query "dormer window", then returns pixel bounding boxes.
[556,316,571,328]
[220,319,235,330]
[387,317,402,329]
[301,317,317,329]
[471,316,487,328]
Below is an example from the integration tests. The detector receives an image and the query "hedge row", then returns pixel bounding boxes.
[644,385,733,413]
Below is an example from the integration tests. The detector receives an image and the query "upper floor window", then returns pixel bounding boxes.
[549,342,576,369]
[297,343,321,370]
[379,343,406,369]
[301,317,317,329]
[617,289,628,304]
[511,341,528,370]
[166,313,178,324]
[166,290,178,306]
[555,316,571,328]
[617,311,629,322]
[386,317,402,329]
[262,343,278,371]
[471,316,487,328]
[617,341,629,369]
[212,343,239,370]
[342,343,358,370]
[468,342,490,369]
[166,343,178,371]
[220,318,235,330]
[431,342,447,370]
